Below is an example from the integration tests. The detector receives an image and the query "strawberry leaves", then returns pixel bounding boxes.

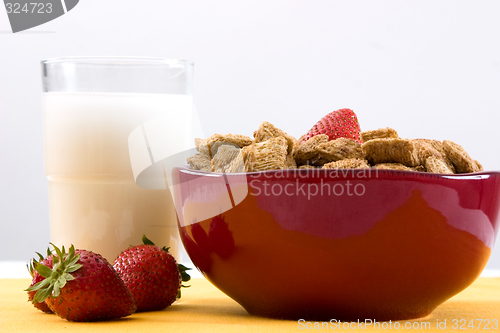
[26,245,137,321]
[25,244,82,303]
[177,263,192,298]
[142,234,155,246]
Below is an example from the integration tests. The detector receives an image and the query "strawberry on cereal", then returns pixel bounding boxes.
[302,108,361,143]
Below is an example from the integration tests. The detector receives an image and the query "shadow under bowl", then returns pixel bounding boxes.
[172,167,500,321]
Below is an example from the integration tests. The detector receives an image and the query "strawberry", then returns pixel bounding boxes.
[113,235,191,312]
[302,108,362,143]
[26,249,53,314]
[26,244,136,322]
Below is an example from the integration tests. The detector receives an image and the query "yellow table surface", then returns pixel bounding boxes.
[1,277,499,332]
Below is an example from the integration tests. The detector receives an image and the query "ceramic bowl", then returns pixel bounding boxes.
[172,167,500,321]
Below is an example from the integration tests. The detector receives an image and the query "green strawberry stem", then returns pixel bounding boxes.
[178,264,191,284]
[25,244,82,304]
[142,234,155,246]
[26,248,52,278]
[177,263,191,298]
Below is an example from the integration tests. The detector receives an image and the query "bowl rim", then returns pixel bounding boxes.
[176,165,500,179]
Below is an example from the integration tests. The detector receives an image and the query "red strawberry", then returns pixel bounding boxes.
[302,108,362,143]
[113,235,191,312]
[26,244,136,322]
[27,250,53,314]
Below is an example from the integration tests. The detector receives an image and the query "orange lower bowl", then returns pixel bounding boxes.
[173,167,500,321]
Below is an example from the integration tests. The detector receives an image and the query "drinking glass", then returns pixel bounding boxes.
[42,57,194,261]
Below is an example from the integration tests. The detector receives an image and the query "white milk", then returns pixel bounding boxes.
[43,92,192,261]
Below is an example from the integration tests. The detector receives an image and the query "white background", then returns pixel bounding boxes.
[0,1,499,271]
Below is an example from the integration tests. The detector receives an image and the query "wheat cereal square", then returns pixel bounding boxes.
[187,153,212,172]
[373,163,414,171]
[226,146,254,173]
[424,156,455,174]
[196,134,252,157]
[474,160,484,172]
[293,134,329,165]
[211,145,241,173]
[443,140,480,173]
[412,139,456,173]
[321,158,370,169]
[360,127,399,143]
[316,137,364,162]
[298,165,320,169]
[249,136,288,171]
[286,153,297,169]
[253,121,296,154]
[362,138,419,166]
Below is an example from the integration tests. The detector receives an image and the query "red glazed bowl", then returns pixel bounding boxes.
[172,167,500,321]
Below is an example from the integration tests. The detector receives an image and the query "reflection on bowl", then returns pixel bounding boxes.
[172,167,500,321]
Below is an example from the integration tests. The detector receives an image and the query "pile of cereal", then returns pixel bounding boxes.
[187,108,482,174]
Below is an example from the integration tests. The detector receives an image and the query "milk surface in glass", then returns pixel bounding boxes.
[43,92,191,261]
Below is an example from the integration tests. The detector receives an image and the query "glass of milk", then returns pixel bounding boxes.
[41,57,194,262]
